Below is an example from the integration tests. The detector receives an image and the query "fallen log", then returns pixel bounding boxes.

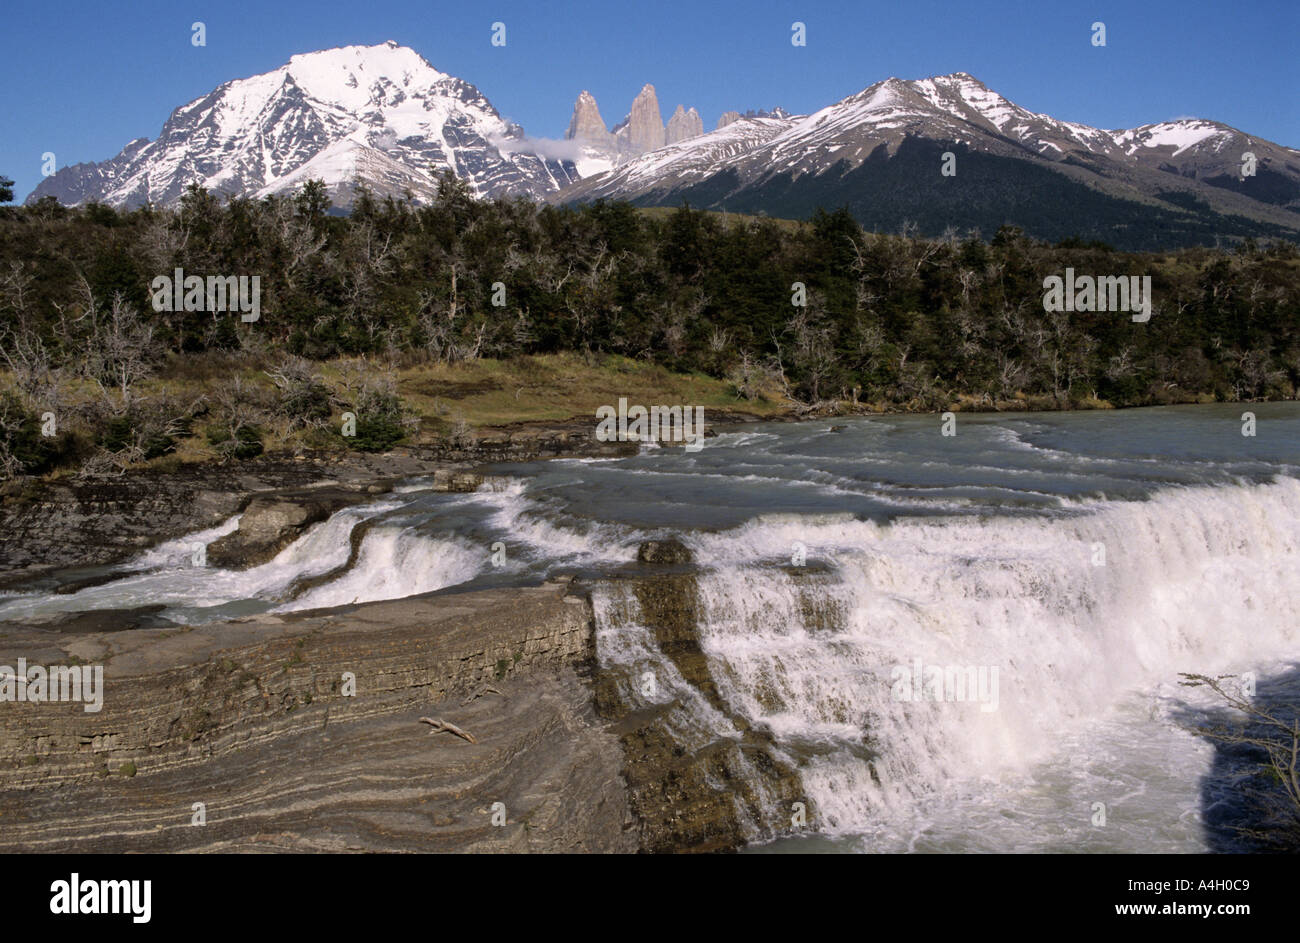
[461,684,504,706]
[419,716,477,744]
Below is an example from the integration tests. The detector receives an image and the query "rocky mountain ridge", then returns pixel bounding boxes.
[556,71,1300,248]
[28,41,581,208]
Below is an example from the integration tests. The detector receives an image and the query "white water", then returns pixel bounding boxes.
[3,407,1297,850]
[276,526,486,611]
[0,477,644,622]
[593,477,1300,850]
[0,500,403,621]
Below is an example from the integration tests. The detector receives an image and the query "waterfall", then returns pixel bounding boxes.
[277,526,486,611]
[592,478,1300,844]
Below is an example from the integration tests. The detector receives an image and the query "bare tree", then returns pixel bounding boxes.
[0,392,31,480]
[76,448,139,479]
[260,195,326,290]
[138,212,190,276]
[995,352,1030,401]
[784,294,838,405]
[562,241,618,356]
[84,293,157,407]
[0,261,35,334]
[418,265,489,364]
[0,323,58,407]
[207,377,268,461]
[1230,349,1286,400]
[1104,345,1138,385]
[727,349,784,401]
[1180,673,1300,851]
[265,355,335,430]
[336,219,395,342]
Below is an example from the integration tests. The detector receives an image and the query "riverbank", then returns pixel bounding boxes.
[0,563,807,853]
[5,347,1261,495]
[0,415,648,583]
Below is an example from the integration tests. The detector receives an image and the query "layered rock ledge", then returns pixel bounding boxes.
[0,424,638,585]
[0,581,637,852]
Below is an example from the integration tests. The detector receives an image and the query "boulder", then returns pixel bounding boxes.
[636,537,693,565]
[206,488,367,568]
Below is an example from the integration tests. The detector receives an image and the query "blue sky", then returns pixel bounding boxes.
[3,0,1296,201]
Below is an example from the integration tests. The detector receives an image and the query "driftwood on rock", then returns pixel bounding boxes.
[420,717,477,744]
[461,684,504,706]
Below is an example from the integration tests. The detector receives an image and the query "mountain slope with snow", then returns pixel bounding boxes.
[28,41,579,208]
[27,59,1300,248]
[556,72,1300,248]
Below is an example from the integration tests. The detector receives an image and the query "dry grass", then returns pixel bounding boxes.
[3,352,793,466]
[393,352,793,430]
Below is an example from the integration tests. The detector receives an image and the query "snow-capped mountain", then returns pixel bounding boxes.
[26,59,1300,248]
[28,41,580,208]
[556,72,1300,248]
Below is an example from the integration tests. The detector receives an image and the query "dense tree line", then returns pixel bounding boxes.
[0,174,1297,476]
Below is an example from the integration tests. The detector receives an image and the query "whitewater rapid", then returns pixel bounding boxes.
[1,406,1295,851]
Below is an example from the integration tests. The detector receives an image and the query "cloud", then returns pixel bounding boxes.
[489,133,588,163]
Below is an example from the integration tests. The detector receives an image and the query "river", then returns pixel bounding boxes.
[3,402,1297,852]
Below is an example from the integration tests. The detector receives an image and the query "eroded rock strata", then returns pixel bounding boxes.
[0,581,635,852]
[0,422,636,584]
[0,563,805,853]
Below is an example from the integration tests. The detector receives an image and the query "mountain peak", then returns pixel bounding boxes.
[569,82,708,161]
[666,103,704,144]
[284,41,444,78]
[28,42,577,208]
[557,69,1300,251]
[622,84,665,152]
[566,89,613,145]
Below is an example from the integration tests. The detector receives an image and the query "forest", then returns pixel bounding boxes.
[0,172,1297,479]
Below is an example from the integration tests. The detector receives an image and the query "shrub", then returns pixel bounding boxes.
[347,382,407,452]
[99,413,175,459]
[0,389,76,478]
[206,378,270,460]
[266,356,334,430]
[205,422,264,459]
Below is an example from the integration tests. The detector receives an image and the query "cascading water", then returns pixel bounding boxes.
[3,405,1296,850]
[0,501,393,623]
[276,527,486,611]
[611,477,1300,850]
